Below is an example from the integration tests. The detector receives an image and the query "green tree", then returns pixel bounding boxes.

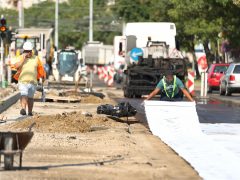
[113,0,173,22]
[23,0,121,48]
[169,0,240,61]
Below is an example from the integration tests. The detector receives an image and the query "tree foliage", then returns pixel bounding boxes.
[113,0,173,22]
[168,0,240,60]
[1,0,240,59]
[1,0,120,49]
[114,0,240,61]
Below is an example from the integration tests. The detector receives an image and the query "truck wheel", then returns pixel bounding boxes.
[207,85,212,93]
[124,89,133,98]
[4,136,14,170]
[4,155,14,170]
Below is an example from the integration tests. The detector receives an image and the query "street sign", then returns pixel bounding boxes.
[130,48,143,61]
[197,55,208,73]
[194,43,208,73]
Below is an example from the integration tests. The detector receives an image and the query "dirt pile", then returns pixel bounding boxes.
[3,111,126,133]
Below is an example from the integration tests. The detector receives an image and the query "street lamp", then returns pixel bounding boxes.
[89,0,93,42]
[55,0,59,50]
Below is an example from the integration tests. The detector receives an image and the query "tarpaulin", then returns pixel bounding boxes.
[144,100,240,180]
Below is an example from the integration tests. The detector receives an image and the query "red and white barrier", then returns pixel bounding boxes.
[107,65,115,86]
[97,65,116,87]
[103,66,109,83]
[188,71,195,96]
[97,66,104,80]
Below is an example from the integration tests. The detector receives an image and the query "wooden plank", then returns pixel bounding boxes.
[45,95,81,103]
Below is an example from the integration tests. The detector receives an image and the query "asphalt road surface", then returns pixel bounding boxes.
[106,86,240,124]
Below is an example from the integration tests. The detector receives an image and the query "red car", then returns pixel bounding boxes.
[207,63,229,93]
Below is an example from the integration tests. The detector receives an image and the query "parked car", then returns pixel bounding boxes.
[219,63,240,96]
[207,63,229,93]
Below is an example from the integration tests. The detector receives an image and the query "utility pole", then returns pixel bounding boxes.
[55,0,59,50]
[0,15,6,88]
[0,37,4,87]
[18,0,24,28]
[89,0,93,42]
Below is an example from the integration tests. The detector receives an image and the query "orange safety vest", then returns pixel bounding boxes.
[13,55,46,81]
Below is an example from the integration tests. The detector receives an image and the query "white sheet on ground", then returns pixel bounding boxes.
[144,100,240,180]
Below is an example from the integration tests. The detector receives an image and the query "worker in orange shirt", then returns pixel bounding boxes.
[14,41,46,116]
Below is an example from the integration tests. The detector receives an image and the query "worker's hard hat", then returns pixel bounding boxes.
[23,41,33,51]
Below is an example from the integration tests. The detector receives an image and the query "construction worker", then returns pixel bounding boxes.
[6,46,18,83]
[14,41,45,116]
[146,70,194,102]
[75,59,89,92]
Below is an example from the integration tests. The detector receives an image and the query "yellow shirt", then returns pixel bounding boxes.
[19,56,38,84]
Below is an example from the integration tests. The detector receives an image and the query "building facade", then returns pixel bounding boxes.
[0,0,67,9]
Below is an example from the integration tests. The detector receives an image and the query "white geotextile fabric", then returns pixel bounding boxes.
[144,100,240,180]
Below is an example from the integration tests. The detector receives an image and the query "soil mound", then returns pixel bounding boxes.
[3,111,125,133]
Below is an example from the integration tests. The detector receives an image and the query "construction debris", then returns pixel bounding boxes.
[97,102,137,117]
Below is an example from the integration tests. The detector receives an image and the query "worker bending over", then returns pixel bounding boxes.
[146,70,194,102]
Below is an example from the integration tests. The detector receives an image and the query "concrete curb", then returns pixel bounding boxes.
[0,91,20,113]
[194,89,240,107]
[210,95,240,107]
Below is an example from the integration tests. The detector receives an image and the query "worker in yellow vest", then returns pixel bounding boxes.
[146,70,194,102]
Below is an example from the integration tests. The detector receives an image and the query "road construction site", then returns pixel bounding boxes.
[1,78,240,179]
[0,81,203,180]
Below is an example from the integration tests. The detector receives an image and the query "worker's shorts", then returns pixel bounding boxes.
[18,83,36,98]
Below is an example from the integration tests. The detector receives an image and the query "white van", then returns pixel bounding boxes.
[124,22,176,48]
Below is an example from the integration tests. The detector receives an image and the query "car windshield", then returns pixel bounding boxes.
[214,66,228,73]
[16,38,36,49]
[233,65,240,74]
[58,51,78,75]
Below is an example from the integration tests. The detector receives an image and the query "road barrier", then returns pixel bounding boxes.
[144,100,240,180]
[103,66,108,83]
[97,65,116,87]
[187,71,195,96]
[97,66,104,80]
[107,65,115,86]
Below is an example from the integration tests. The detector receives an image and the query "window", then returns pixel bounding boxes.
[214,66,228,73]
[16,38,36,49]
[226,64,234,74]
[233,65,240,74]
